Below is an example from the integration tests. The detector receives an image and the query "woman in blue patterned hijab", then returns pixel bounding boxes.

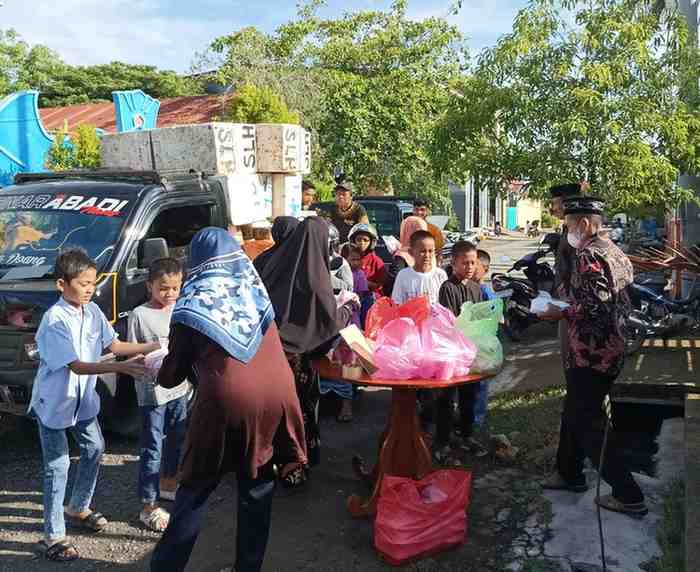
[172,227,274,363]
[152,227,306,572]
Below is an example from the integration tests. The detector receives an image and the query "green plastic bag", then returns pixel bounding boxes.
[455,299,504,374]
[455,299,503,338]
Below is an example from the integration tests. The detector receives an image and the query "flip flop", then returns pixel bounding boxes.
[39,539,79,562]
[595,494,648,519]
[66,511,108,532]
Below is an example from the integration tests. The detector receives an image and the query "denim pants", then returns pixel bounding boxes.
[37,416,105,542]
[150,462,276,572]
[139,396,187,504]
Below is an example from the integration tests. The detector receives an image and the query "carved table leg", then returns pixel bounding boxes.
[348,388,433,517]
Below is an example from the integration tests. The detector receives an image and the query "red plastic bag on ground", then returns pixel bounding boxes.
[375,470,472,566]
[372,318,422,380]
[365,296,430,340]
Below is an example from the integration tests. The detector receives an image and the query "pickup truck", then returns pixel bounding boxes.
[0,170,234,436]
[312,196,414,263]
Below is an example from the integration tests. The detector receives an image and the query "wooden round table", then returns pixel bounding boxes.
[313,358,491,518]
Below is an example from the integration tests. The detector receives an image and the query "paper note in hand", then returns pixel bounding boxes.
[339,325,378,375]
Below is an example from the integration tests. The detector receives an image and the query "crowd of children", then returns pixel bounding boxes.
[26,203,495,565]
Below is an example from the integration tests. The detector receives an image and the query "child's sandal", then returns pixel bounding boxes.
[139,507,170,532]
[39,540,79,562]
[66,511,107,532]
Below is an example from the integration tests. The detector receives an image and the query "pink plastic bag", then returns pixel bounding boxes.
[417,315,477,380]
[372,318,422,380]
[375,470,472,566]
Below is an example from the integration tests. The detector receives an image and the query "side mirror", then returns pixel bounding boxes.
[139,238,169,269]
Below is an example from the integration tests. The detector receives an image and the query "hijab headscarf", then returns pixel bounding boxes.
[254,216,299,273]
[271,216,300,244]
[396,216,428,266]
[256,217,339,355]
[172,227,274,364]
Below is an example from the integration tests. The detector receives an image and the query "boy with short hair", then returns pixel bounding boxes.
[391,230,447,305]
[472,248,494,428]
[128,258,188,532]
[29,249,159,562]
[435,241,488,461]
[475,249,495,300]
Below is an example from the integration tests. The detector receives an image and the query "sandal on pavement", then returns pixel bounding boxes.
[139,507,170,532]
[66,511,107,532]
[39,540,79,562]
[542,473,589,493]
[595,494,648,519]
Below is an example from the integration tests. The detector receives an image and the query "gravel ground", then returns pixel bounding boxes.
[0,415,159,571]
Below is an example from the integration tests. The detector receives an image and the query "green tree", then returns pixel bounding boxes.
[46,123,101,171]
[204,1,465,211]
[434,0,700,213]
[227,83,299,124]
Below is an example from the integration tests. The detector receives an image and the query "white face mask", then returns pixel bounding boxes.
[567,226,584,249]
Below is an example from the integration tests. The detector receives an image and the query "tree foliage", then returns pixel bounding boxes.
[227,83,299,124]
[204,0,466,211]
[434,0,700,212]
[0,29,201,107]
[46,123,101,171]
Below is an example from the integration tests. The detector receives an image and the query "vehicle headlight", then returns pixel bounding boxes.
[24,343,40,362]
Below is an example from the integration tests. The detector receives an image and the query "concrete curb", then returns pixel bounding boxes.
[686,394,700,572]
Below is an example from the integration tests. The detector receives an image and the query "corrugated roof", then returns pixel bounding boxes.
[39,94,235,133]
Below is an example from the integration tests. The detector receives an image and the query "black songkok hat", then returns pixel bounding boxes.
[549,182,590,198]
[563,196,605,216]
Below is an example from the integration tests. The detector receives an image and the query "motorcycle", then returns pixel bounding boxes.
[623,277,700,355]
[491,232,560,340]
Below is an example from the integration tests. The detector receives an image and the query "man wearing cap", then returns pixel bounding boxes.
[302,181,316,211]
[537,196,647,518]
[331,181,369,242]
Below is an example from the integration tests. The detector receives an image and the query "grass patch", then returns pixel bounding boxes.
[644,479,686,572]
[488,387,565,472]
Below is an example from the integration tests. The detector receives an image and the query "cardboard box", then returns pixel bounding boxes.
[256,124,311,174]
[101,123,257,176]
[221,173,272,225]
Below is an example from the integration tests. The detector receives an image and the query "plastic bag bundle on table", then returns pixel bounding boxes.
[372,318,423,380]
[455,299,504,375]
[417,312,476,380]
[374,469,472,565]
[365,296,430,341]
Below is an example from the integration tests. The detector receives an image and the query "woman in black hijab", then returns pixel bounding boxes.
[256,217,354,487]
[253,216,299,272]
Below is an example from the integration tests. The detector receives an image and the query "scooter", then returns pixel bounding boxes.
[491,233,560,340]
[623,278,700,355]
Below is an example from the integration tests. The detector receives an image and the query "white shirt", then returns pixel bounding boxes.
[391,266,448,306]
[28,298,116,429]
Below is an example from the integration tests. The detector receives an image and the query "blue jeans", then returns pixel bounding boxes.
[37,416,105,542]
[139,396,187,504]
[151,462,276,572]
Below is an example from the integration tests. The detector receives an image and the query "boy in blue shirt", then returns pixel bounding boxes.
[29,249,160,562]
[473,249,494,427]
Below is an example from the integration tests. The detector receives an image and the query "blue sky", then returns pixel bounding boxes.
[1,0,529,72]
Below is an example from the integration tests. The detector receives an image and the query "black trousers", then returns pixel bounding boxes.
[434,383,478,447]
[556,368,644,504]
[150,462,276,572]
